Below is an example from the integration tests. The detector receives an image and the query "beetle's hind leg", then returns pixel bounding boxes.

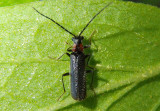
[57,72,70,101]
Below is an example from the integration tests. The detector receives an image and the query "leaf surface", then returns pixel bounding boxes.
[0,0,160,111]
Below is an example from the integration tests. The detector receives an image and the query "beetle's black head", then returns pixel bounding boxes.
[72,36,84,45]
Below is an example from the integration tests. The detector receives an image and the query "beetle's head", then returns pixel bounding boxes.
[72,36,84,45]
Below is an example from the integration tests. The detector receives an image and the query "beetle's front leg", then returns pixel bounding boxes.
[85,30,97,48]
[84,30,97,49]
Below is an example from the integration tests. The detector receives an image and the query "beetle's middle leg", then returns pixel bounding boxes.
[49,44,72,60]
[49,46,71,60]
[55,46,73,60]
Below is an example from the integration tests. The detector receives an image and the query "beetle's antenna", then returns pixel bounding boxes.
[33,7,76,37]
[79,2,113,36]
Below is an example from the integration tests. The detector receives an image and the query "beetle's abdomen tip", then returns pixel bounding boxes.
[71,95,86,101]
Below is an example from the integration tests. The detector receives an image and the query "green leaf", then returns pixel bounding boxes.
[0,0,160,111]
[0,0,40,7]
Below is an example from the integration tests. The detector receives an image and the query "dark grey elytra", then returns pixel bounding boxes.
[33,2,113,101]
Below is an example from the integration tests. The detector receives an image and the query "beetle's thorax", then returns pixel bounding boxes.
[72,36,84,52]
[72,43,84,52]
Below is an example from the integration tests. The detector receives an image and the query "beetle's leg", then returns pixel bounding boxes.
[48,53,70,60]
[49,43,72,60]
[49,52,70,60]
[67,46,72,52]
[65,41,72,46]
[89,30,97,45]
[84,30,97,49]
[57,53,70,60]
[85,30,97,48]
[54,46,72,60]
[57,72,70,101]
[85,54,92,66]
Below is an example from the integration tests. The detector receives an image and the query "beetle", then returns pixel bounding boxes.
[33,2,112,101]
